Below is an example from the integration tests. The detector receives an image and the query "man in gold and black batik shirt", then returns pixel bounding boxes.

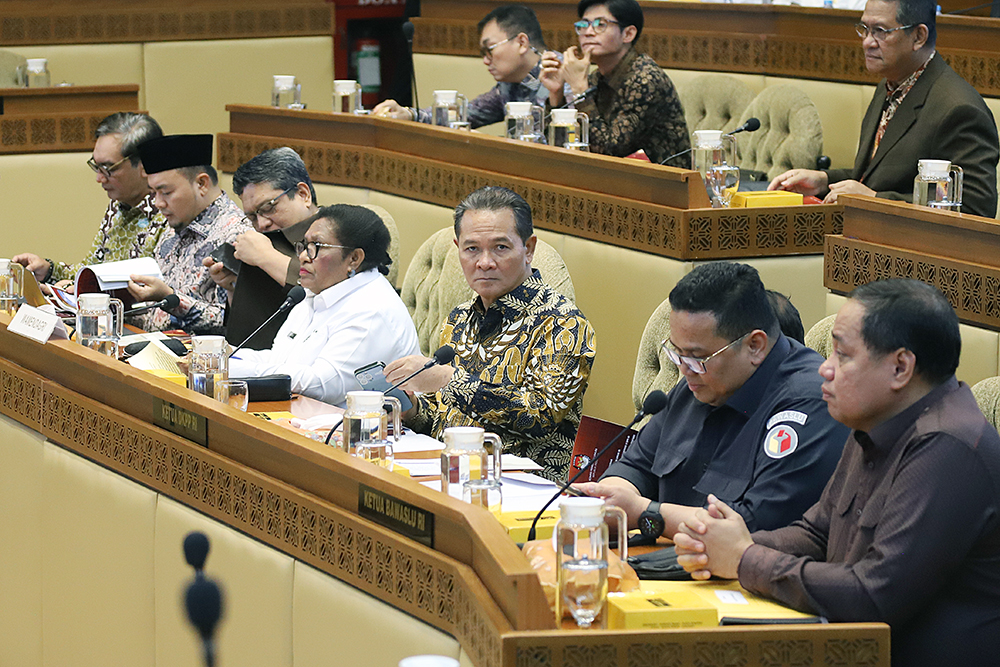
[386,187,596,482]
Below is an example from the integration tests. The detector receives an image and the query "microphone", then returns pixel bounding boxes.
[726,117,760,135]
[185,578,223,667]
[228,285,306,359]
[554,86,598,110]
[184,531,210,573]
[402,21,418,111]
[128,293,180,315]
[525,390,668,542]
[323,345,456,446]
[123,338,188,357]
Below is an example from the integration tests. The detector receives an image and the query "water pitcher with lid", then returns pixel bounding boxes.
[76,292,123,357]
[440,426,502,500]
[188,335,228,398]
[0,259,25,315]
[913,159,963,212]
[343,390,401,467]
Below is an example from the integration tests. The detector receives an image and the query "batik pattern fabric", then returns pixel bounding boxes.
[409,270,596,482]
[51,193,166,282]
[137,193,250,334]
[575,48,690,167]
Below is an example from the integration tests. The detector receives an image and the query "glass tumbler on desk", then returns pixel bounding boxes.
[0,259,25,315]
[215,379,249,411]
[75,292,123,357]
[188,335,228,398]
[272,75,302,109]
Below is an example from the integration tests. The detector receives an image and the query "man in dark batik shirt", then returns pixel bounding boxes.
[373,5,551,129]
[386,187,596,483]
[675,279,1000,667]
[541,0,690,167]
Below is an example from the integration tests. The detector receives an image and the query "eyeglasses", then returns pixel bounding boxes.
[480,36,512,60]
[573,17,620,35]
[854,21,917,42]
[87,155,131,178]
[660,332,750,375]
[295,241,350,261]
[245,185,296,224]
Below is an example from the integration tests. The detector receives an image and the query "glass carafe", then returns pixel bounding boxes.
[75,292,123,357]
[342,391,401,468]
[505,101,544,143]
[188,335,228,398]
[272,75,302,109]
[547,108,589,151]
[24,58,50,87]
[705,164,741,208]
[440,426,502,500]
[432,90,469,128]
[914,159,963,212]
[333,79,363,114]
[554,497,628,629]
[0,259,25,315]
[692,130,739,206]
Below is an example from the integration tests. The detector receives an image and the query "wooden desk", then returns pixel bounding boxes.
[0,314,890,666]
[0,84,139,154]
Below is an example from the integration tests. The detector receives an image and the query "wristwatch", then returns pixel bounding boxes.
[637,500,665,538]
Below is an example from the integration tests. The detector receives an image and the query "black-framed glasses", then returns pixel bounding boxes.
[480,36,511,60]
[294,241,350,261]
[660,332,750,374]
[573,17,620,35]
[854,21,917,42]
[245,185,296,224]
[87,154,131,178]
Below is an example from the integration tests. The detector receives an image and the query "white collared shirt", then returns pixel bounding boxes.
[229,269,420,406]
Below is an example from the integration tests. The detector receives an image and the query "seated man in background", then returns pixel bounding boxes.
[14,112,166,288]
[539,0,689,167]
[385,186,596,482]
[128,134,249,334]
[576,262,847,540]
[675,279,1000,667]
[204,147,319,349]
[767,289,805,344]
[768,0,998,217]
[373,5,551,129]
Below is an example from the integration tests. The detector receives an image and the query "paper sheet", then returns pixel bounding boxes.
[127,339,183,373]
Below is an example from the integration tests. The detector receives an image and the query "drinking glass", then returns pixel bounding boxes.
[215,380,249,411]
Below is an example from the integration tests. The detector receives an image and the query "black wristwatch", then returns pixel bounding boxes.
[637,500,665,538]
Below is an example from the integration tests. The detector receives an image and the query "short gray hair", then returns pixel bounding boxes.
[232,147,317,205]
[453,186,533,243]
[95,112,163,167]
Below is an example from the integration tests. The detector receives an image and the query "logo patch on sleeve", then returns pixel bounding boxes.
[764,424,799,459]
[767,410,808,430]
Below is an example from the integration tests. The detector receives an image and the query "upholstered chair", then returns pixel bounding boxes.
[0,50,26,87]
[676,74,756,140]
[804,313,837,358]
[361,204,400,289]
[631,298,681,425]
[736,84,825,180]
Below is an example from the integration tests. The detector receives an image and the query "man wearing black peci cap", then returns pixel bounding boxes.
[128,134,250,334]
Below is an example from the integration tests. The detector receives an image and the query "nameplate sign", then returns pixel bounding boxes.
[358,484,435,548]
[7,305,58,343]
[153,398,208,447]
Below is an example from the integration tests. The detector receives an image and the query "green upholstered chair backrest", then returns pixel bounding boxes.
[737,84,824,180]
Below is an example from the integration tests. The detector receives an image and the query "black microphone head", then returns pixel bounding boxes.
[641,390,668,416]
[744,117,761,132]
[123,341,150,356]
[433,345,456,365]
[286,285,306,305]
[162,294,181,310]
[185,577,223,640]
[163,338,189,356]
[402,21,415,41]
[183,531,210,572]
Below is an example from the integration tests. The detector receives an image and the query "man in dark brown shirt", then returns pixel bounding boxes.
[674,278,1000,667]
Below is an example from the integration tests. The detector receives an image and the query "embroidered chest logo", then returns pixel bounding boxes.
[763,424,799,459]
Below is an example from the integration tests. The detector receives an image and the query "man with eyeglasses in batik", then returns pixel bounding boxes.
[769,0,998,217]
[13,112,167,289]
[539,0,689,167]
[575,262,848,542]
[372,5,552,129]
[202,147,320,349]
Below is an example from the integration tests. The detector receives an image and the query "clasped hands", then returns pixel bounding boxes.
[540,46,592,105]
[674,494,755,580]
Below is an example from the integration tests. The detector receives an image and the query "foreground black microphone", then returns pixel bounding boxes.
[228,285,306,359]
[182,531,224,667]
[323,345,456,445]
[184,531,210,574]
[128,293,180,315]
[525,390,668,542]
[726,117,760,135]
[402,21,418,111]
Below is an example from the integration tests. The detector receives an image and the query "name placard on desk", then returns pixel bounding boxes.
[153,398,208,447]
[6,305,59,343]
[358,484,435,548]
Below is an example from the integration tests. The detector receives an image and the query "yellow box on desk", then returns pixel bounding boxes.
[608,590,718,630]
[498,510,559,542]
[730,191,803,207]
[146,368,187,387]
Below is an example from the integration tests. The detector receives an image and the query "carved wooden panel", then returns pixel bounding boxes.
[0,112,109,154]
[826,235,1000,331]
[31,379,506,667]
[0,3,331,45]
[0,357,43,429]
[218,133,839,260]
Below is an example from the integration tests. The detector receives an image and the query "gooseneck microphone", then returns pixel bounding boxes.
[128,293,181,315]
[228,285,306,359]
[553,85,598,110]
[184,531,210,573]
[658,118,761,166]
[323,345,456,446]
[402,21,418,111]
[182,531,224,667]
[525,390,668,542]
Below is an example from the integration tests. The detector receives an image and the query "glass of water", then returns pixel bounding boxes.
[214,380,249,411]
[462,478,502,515]
[355,438,394,469]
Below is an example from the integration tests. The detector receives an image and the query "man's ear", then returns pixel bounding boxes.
[524,235,537,264]
[195,172,212,195]
[889,348,917,390]
[912,24,929,51]
[747,330,769,366]
[622,24,638,45]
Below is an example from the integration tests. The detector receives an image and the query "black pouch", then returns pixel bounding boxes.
[232,375,292,402]
[626,545,692,581]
